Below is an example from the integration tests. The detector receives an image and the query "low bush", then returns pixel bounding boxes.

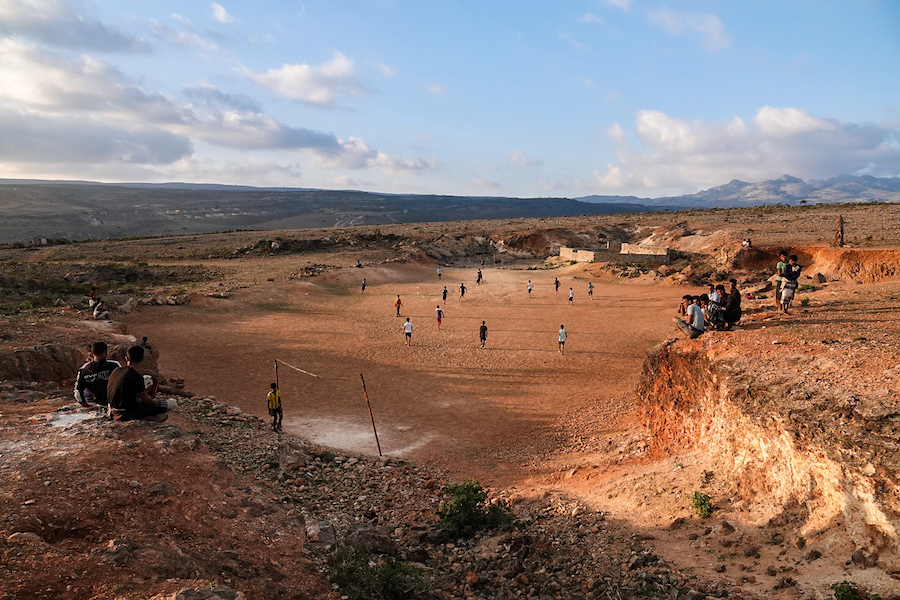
[831,580,881,600]
[690,491,713,518]
[437,479,514,539]
[331,548,428,600]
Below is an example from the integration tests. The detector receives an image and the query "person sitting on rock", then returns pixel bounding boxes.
[701,294,727,331]
[673,295,704,339]
[107,345,170,422]
[723,279,742,326]
[74,341,121,407]
[92,299,109,320]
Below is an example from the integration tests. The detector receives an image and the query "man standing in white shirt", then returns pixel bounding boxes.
[403,318,413,346]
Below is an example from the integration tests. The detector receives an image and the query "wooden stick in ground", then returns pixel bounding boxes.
[360,374,382,457]
[275,358,320,379]
[274,359,279,391]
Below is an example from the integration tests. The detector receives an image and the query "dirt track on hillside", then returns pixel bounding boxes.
[123,263,675,485]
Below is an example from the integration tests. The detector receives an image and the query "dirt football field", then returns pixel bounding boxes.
[124,263,675,485]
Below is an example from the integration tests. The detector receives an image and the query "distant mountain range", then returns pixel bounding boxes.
[578,174,900,208]
[0,174,896,244]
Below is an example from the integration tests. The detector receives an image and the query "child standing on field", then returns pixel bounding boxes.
[436,305,444,329]
[267,383,282,432]
[558,325,567,355]
[403,318,413,346]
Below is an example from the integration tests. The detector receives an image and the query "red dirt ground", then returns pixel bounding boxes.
[122,262,675,486]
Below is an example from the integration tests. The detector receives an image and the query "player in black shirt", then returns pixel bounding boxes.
[74,341,120,406]
[107,346,168,422]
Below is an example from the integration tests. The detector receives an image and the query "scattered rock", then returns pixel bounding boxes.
[345,525,399,556]
[7,532,44,545]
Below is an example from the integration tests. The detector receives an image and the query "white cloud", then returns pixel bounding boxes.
[509,151,543,170]
[560,32,589,52]
[210,2,237,25]
[169,157,303,186]
[472,177,501,190]
[606,0,632,11]
[243,52,368,107]
[593,107,900,194]
[426,83,446,96]
[538,179,568,191]
[0,40,414,172]
[580,13,605,25]
[0,107,192,164]
[149,19,217,50]
[647,8,731,53]
[0,0,147,51]
[334,175,367,188]
[378,62,396,77]
[306,137,438,175]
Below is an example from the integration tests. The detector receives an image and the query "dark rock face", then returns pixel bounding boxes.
[0,344,86,384]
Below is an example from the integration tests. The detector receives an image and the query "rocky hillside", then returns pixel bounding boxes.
[581,174,900,208]
[637,257,900,596]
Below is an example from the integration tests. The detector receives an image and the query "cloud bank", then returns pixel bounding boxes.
[594,107,900,194]
[0,5,432,182]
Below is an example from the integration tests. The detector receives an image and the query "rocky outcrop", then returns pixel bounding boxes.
[733,246,900,283]
[639,339,900,574]
[0,344,86,384]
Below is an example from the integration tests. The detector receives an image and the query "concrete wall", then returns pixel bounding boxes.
[559,247,597,262]
[621,243,670,257]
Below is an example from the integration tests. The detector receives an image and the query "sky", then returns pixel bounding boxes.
[0,0,898,198]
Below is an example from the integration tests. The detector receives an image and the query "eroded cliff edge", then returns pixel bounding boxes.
[639,334,900,578]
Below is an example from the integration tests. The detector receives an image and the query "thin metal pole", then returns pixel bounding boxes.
[274,359,280,390]
[360,374,382,457]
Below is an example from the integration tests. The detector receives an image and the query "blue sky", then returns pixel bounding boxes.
[0,0,898,198]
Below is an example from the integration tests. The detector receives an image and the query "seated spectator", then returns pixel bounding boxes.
[673,295,704,339]
[92,299,109,320]
[677,295,690,316]
[107,346,171,422]
[723,279,742,325]
[702,294,728,330]
[74,341,121,406]
[707,284,721,305]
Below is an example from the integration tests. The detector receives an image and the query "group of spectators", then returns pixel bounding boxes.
[74,339,174,422]
[672,249,806,339]
[672,279,742,339]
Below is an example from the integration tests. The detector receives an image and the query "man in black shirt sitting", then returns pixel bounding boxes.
[107,346,169,422]
[74,341,120,406]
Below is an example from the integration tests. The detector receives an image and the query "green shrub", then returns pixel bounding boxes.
[799,284,817,292]
[331,548,427,600]
[437,479,514,539]
[831,580,881,600]
[690,491,713,518]
[800,297,810,307]
[17,300,33,311]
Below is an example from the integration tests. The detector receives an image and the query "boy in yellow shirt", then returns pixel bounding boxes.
[267,382,282,432]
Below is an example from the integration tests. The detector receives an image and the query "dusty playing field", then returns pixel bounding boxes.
[124,262,675,484]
